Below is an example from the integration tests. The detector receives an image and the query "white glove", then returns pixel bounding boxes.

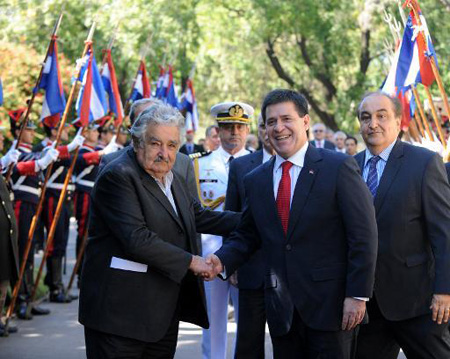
[67,133,85,152]
[1,149,20,169]
[36,148,59,170]
[102,135,120,155]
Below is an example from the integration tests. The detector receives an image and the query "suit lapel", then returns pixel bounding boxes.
[287,146,322,240]
[128,149,183,229]
[374,140,404,213]
[171,176,194,237]
[355,151,365,173]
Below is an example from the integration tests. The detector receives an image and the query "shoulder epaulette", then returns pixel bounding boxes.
[189,151,212,160]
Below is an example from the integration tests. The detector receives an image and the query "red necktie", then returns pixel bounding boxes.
[276,161,293,235]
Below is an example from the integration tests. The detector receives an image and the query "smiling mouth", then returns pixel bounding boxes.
[275,135,291,141]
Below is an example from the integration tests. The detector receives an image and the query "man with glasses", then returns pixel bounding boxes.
[310,123,335,150]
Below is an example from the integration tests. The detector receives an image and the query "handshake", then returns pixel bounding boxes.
[189,254,224,280]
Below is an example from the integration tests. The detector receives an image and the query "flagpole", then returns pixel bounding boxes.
[4,12,64,183]
[100,22,120,69]
[412,87,433,140]
[424,86,446,148]
[25,24,98,317]
[414,113,425,137]
[407,0,450,135]
[4,22,96,332]
[408,116,421,142]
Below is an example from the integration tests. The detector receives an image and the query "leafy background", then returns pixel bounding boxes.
[0,0,449,140]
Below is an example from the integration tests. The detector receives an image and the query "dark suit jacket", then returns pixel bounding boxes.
[179,143,204,155]
[225,150,265,289]
[79,147,240,342]
[355,141,450,321]
[0,176,18,282]
[445,163,450,182]
[216,145,378,335]
[310,139,336,150]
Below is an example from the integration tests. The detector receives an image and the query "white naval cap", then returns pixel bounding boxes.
[210,102,254,125]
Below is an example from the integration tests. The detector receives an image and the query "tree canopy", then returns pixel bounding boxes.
[0,0,449,134]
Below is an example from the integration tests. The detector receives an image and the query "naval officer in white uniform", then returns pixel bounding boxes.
[192,102,254,359]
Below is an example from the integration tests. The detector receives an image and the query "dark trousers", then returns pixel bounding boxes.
[42,195,70,257]
[235,287,268,359]
[74,191,90,275]
[84,306,180,359]
[14,200,36,299]
[356,297,450,359]
[272,310,357,359]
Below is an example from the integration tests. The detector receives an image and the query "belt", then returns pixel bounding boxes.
[76,179,95,188]
[13,185,41,196]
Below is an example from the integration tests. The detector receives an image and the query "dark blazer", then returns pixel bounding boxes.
[179,143,204,155]
[79,147,240,342]
[225,150,265,289]
[310,139,335,150]
[216,145,378,335]
[445,163,450,182]
[355,141,450,321]
[0,176,18,282]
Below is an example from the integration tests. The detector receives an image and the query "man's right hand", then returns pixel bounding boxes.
[189,255,213,277]
[204,254,224,281]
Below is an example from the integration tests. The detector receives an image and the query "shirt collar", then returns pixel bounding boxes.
[152,170,174,189]
[262,148,273,164]
[217,145,248,162]
[364,139,397,167]
[274,141,309,172]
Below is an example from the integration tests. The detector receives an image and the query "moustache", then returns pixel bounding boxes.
[154,156,169,164]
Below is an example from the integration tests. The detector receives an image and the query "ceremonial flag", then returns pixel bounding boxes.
[382,10,437,95]
[181,78,199,132]
[8,108,26,132]
[161,66,179,108]
[101,49,124,127]
[398,88,413,131]
[37,38,66,128]
[129,60,151,102]
[75,45,108,127]
[155,66,165,99]
[0,78,3,106]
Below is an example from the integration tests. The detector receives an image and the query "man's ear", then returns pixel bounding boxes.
[303,114,311,132]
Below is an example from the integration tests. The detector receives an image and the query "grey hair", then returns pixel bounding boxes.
[205,124,219,137]
[129,98,164,125]
[130,103,185,149]
[334,131,347,140]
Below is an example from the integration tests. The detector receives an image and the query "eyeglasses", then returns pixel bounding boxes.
[313,130,324,133]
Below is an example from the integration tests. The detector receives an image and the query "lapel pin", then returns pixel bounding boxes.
[309,169,314,175]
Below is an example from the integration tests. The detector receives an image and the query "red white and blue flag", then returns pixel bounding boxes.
[75,44,108,127]
[382,10,437,95]
[161,65,179,108]
[155,66,166,99]
[37,38,66,128]
[129,60,151,102]
[181,78,199,132]
[101,49,124,127]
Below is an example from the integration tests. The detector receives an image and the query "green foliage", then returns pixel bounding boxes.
[0,0,449,135]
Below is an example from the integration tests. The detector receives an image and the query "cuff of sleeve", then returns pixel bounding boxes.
[353,297,369,301]
[57,146,70,160]
[17,161,38,176]
[83,151,101,165]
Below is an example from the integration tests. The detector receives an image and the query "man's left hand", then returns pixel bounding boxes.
[430,294,450,324]
[342,297,366,331]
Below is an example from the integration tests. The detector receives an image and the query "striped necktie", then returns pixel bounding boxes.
[366,156,381,197]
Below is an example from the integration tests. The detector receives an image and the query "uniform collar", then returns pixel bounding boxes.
[217,145,249,163]
[18,143,32,152]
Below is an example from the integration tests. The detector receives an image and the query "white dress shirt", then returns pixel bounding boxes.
[263,148,273,164]
[273,142,308,205]
[151,170,178,216]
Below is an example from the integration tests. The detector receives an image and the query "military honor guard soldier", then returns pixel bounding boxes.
[193,101,253,359]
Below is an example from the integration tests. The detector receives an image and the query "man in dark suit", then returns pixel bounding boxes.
[225,114,274,358]
[354,92,450,358]
[79,103,240,358]
[179,130,204,155]
[206,89,378,358]
[310,122,336,150]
